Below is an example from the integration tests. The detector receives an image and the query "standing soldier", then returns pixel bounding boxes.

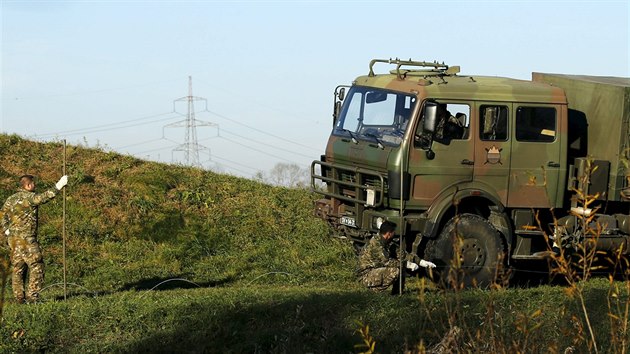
[1,174,68,303]
[358,220,436,293]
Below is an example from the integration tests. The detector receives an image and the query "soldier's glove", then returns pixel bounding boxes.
[4,230,8,236]
[419,259,437,269]
[406,262,419,272]
[56,175,68,190]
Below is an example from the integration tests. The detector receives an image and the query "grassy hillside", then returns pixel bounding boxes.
[0,134,356,293]
[0,134,628,353]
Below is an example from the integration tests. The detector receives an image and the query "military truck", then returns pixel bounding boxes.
[311,58,630,287]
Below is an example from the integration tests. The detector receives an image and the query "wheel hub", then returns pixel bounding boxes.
[460,239,485,272]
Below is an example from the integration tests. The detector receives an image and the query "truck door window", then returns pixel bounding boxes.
[516,107,556,142]
[431,102,470,144]
[480,105,508,141]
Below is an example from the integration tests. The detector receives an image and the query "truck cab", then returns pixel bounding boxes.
[312,58,630,287]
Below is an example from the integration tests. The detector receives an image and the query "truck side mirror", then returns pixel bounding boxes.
[419,101,438,159]
[333,87,346,126]
[456,112,469,128]
[423,101,438,133]
[334,101,342,126]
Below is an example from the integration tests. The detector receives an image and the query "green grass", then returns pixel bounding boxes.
[0,279,627,353]
[0,133,629,353]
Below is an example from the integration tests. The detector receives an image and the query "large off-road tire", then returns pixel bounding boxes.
[424,214,506,288]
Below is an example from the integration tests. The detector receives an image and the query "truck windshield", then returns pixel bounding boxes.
[334,86,416,147]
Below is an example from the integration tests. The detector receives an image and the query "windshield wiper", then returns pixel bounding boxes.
[365,132,384,149]
[340,129,358,144]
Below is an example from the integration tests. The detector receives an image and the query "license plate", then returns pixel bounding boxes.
[340,216,356,228]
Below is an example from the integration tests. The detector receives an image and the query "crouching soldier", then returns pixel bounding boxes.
[1,174,68,304]
[358,221,435,293]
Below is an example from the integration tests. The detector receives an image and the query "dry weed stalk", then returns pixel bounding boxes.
[542,158,630,354]
[354,320,376,354]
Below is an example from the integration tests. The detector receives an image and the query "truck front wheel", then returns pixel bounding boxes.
[425,214,506,288]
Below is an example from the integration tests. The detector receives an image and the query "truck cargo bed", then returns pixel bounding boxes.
[532,73,630,201]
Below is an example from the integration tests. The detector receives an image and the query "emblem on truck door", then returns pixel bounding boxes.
[485,146,503,165]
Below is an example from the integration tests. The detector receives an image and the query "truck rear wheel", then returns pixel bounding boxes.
[425,214,506,288]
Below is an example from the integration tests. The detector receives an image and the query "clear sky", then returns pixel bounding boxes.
[1,0,629,179]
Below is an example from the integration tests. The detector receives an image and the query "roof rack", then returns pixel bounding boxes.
[368,58,460,80]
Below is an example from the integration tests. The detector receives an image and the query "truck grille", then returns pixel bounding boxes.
[311,160,385,206]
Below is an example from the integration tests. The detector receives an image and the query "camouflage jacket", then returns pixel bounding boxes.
[357,233,402,276]
[1,188,58,241]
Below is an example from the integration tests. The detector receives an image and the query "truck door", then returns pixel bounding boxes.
[409,102,473,207]
[507,105,562,208]
[473,103,512,205]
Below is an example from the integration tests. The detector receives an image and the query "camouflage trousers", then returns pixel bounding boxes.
[359,266,400,292]
[9,237,44,303]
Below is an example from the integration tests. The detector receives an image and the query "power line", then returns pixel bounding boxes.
[133,134,299,174]
[215,165,253,177]
[134,143,179,156]
[192,78,323,129]
[130,137,185,156]
[211,155,259,177]
[211,154,261,172]
[204,108,320,152]
[34,111,179,138]
[115,137,168,150]
[218,136,298,164]
[133,134,304,170]
[25,77,317,174]
[193,78,298,118]
[124,140,267,178]
[130,138,258,177]
[210,128,314,159]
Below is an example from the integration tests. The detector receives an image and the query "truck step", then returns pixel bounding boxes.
[514,230,545,237]
[511,252,553,260]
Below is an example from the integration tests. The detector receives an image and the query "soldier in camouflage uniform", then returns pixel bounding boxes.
[357,221,436,293]
[1,174,68,303]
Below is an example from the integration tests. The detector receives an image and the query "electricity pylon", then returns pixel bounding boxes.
[164,76,217,167]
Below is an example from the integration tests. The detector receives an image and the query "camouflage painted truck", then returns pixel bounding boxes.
[311,58,630,287]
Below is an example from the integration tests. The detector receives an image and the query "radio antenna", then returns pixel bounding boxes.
[62,139,67,300]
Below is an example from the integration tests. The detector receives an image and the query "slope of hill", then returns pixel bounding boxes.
[0,134,356,293]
